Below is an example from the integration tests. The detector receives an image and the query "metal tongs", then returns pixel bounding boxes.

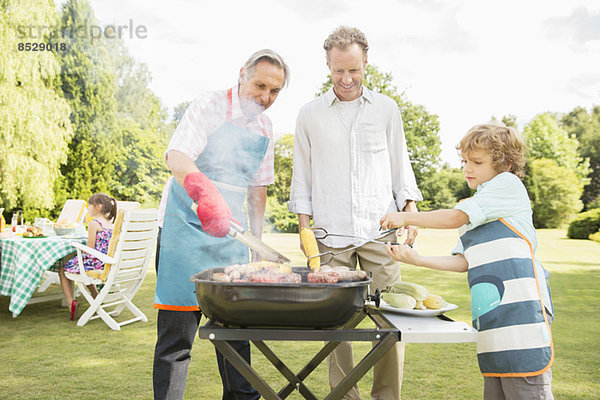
[307,228,403,266]
[191,202,290,263]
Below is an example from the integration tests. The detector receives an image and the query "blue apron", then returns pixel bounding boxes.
[461,218,553,377]
[154,89,269,310]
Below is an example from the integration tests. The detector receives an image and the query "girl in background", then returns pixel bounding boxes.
[58,193,117,320]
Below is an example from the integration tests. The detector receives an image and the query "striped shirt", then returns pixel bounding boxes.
[453,172,553,317]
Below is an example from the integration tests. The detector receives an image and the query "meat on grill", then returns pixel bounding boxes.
[307,271,340,284]
[249,272,301,284]
[336,269,367,281]
[319,266,367,282]
[212,263,367,284]
[211,272,231,282]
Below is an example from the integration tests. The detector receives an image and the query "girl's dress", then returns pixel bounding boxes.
[64,219,113,273]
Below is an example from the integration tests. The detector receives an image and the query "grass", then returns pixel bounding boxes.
[0,229,598,399]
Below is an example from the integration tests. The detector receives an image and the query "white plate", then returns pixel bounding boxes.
[378,301,458,317]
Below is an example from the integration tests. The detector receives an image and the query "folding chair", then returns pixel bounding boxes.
[116,201,141,213]
[57,199,88,225]
[64,209,159,330]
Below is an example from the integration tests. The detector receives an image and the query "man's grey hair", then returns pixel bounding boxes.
[323,26,369,61]
[242,49,290,88]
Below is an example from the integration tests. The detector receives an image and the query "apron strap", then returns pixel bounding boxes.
[227,88,233,122]
[228,87,269,138]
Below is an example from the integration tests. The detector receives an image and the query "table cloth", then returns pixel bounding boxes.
[0,235,85,316]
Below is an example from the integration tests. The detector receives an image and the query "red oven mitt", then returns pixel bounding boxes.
[183,172,232,237]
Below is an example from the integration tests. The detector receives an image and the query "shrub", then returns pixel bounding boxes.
[528,159,583,228]
[418,167,471,211]
[265,197,298,233]
[590,230,600,243]
[567,208,600,239]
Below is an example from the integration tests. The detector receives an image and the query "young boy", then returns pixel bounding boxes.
[380,123,554,399]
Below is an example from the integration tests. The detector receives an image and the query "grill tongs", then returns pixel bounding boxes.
[307,228,403,266]
[191,202,290,263]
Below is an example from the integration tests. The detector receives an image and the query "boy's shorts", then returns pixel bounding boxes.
[483,369,553,400]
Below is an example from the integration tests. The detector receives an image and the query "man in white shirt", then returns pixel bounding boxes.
[288,27,422,400]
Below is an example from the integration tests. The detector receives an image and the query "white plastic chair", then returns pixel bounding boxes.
[116,201,141,212]
[57,199,88,225]
[65,209,158,330]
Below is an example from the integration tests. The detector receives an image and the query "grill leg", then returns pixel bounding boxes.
[253,341,318,400]
[278,340,341,398]
[211,340,281,400]
[325,333,398,400]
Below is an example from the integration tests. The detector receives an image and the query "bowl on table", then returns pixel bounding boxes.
[54,226,75,236]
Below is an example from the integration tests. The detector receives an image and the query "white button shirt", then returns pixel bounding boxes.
[288,87,422,248]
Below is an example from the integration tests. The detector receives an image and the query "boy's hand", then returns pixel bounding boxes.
[379,212,408,230]
[386,242,421,266]
[403,225,418,246]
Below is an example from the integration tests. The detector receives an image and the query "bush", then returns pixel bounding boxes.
[586,196,600,211]
[528,159,583,228]
[567,208,600,239]
[418,166,471,211]
[590,230,600,243]
[265,197,298,233]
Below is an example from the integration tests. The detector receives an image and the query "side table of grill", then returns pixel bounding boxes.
[198,306,477,400]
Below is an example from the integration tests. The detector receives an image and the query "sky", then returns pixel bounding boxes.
[64,0,600,166]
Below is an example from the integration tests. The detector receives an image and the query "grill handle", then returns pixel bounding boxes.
[367,288,381,308]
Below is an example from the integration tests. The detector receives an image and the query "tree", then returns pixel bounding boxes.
[528,159,583,228]
[267,134,294,204]
[418,165,471,211]
[55,0,119,207]
[522,112,589,226]
[490,114,517,128]
[318,64,442,186]
[107,39,171,205]
[523,112,590,184]
[561,106,600,209]
[172,101,191,125]
[265,134,298,232]
[0,0,72,212]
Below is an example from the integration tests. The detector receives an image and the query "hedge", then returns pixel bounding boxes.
[567,208,600,239]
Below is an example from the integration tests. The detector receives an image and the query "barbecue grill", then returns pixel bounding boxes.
[192,267,477,399]
[191,266,373,328]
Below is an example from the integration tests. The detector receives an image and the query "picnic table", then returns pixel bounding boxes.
[0,235,86,317]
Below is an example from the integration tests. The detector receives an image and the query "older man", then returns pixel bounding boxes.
[288,27,422,399]
[153,49,289,400]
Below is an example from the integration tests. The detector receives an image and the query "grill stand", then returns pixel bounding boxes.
[199,306,478,399]
[200,306,400,400]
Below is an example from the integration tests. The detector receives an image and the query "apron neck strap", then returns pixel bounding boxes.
[227,88,233,122]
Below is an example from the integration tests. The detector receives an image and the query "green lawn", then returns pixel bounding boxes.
[0,229,598,399]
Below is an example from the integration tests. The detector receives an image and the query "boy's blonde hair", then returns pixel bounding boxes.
[457,124,527,178]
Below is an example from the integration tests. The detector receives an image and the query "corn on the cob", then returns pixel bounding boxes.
[423,294,447,310]
[300,228,320,271]
[387,281,429,301]
[382,293,417,310]
[414,300,427,310]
